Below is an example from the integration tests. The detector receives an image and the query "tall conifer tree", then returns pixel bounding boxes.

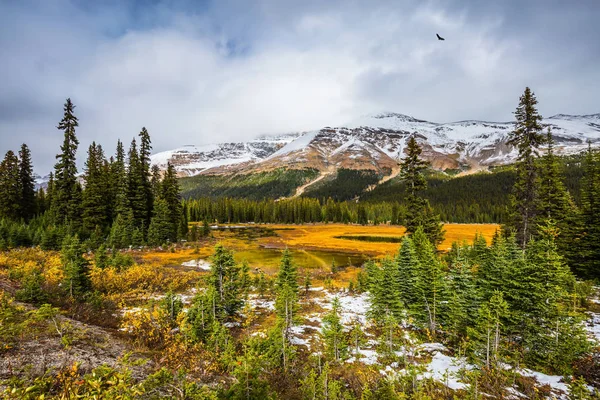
[82,142,109,231]
[0,151,21,220]
[506,87,545,246]
[52,98,80,226]
[18,144,36,221]
[399,136,444,245]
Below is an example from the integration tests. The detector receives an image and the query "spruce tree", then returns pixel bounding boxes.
[209,244,243,320]
[396,236,420,307]
[399,136,444,245]
[321,297,347,362]
[18,144,36,221]
[112,140,129,217]
[127,139,146,230]
[574,144,600,279]
[61,234,91,299]
[161,162,182,242]
[138,127,153,229]
[52,98,80,226]
[147,198,173,246]
[411,226,445,336]
[82,142,109,232]
[0,151,21,220]
[506,87,546,247]
[467,290,508,368]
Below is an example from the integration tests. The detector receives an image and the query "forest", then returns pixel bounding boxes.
[0,89,599,399]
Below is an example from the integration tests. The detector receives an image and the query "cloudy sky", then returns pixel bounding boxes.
[1,0,599,172]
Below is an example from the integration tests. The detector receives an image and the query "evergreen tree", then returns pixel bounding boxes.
[574,144,600,279]
[112,140,129,217]
[61,234,91,299]
[82,142,109,232]
[209,244,243,319]
[411,227,445,336]
[150,164,162,199]
[368,258,403,323]
[161,162,182,241]
[395,237,420,307]
[52,98,80,226]
[127,139,146,230]
[399,136,444,245]
[538,128,573,221]
[147,198,173,246]
[274,249,300,366]
[18,144,36,221]
[138,127,153,229]
[321,297,347,362]
[0,151,21,220]
[506,87,546,246]
[467,290,509,368]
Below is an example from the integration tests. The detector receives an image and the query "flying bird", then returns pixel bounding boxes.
[436,33,445,41]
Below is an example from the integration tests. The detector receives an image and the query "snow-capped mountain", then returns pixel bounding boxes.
[153,113,600,176]
[150,133,302,176]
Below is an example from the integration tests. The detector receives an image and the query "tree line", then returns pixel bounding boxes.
[0,98,186,250]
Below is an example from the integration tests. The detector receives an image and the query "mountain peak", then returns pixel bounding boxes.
[370,112,424,123]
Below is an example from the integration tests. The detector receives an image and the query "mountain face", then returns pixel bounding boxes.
[152,113,600,177]
[150,133,302,176]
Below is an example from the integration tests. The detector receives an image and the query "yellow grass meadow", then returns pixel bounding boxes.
[258,223,500,256]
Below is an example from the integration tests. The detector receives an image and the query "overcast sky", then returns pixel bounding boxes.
[1,0,599,172]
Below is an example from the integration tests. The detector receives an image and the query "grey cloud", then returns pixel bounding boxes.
[0,0,599,172]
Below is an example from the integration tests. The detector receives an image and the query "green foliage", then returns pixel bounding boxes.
[0,150,22,221]
[209,244,244,320]
[398,137,444,245]
[180,168,320,200]
[303,168,381,201]
[321,297,347,362]
[51,98,81,227]
[15,269,46,304]
[506,87,546,247]
[61,234,91,299]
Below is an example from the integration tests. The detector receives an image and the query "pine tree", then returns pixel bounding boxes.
[127,139,146,230]
[0,151,21,220]
[411,227,445,336]
[150,164,162,199]
[18,144,36,221]
[321,297,347,362]
[161,162,181,242]
[138,127,153,229]
[61,234,91,299]
[368,258,403,323]
[467,290,508,368]
[574,144,600,279]
[399,136,444,245]
[82,142,109,232]
[147,198,173,246]
[538,128,572,221]
[209,244,243,320]
[112,140,129,217]
[396,237,420,307]
[52,98,80,226]
[506,87,546,247]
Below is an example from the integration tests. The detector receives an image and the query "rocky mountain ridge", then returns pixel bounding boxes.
[152,112,600,177]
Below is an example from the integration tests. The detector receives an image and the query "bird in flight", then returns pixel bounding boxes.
[436,33,445,41]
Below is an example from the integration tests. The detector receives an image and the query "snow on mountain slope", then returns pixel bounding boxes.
[152,112,600,177]
[150,133,302,176]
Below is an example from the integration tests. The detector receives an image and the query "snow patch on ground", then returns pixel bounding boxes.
[182,259,211,270]
[421,352,472,391]
[519,369,568,394]
[319,291,370,325]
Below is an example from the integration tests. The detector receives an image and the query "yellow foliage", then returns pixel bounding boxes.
[91,262,201,298]
[0,248,64,287]
[120,304,172,349]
